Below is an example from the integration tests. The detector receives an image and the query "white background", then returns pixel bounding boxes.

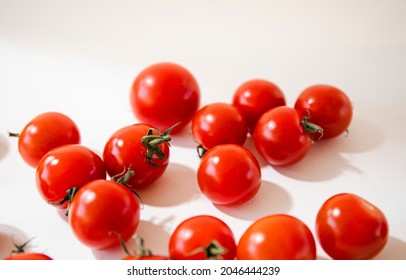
[1,0,406,260]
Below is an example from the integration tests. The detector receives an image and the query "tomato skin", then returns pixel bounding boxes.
[232,79,286,133]
[294,84,352,139]
[191,103,248,150]
[4,253,52,260]
[253,106,312,166]
[103,123,170,189]
[237,214,316,260]
[68,179,140,250]
[17,112,80,168]
[130,62,200,133]
[36,144,106,208]
[197,144,261,205]
[122,255,170,260]
[169,215,236,260]
[316,193,389,260]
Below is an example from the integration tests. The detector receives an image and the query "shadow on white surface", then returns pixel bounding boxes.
[137,163,201,207]
[171,122,198,149]
[92,218,172,260]
[215,181,293,221]
[0,224,29,259]
[374,236,406,260]
[273,118,384,182]
[0,134,10,160]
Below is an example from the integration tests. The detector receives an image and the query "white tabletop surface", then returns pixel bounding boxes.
[1,0,406,260]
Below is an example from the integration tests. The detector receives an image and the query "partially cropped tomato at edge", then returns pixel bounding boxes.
[169,215,236,260]
[130,62,200,134]
[36,144,106,209]
[103,123,176,189]
[68,179,141,250]
[197,144,261,205]
[253,106,323,166]
[232,79,286,133]
[294,84,352,139]
[316,193,389,260]
[12,111,80,168]
[191,102,248,151]
[237,214,317,260]
[4,253,53,260]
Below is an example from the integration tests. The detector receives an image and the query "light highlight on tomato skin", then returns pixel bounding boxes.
[316,193,389,260]
[130,62,200,134]
[253,106,312,166]
[197,144,261,205]
[237,214,317,260]
[68,180,141,250]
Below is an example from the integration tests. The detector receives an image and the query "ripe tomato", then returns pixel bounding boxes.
[130,62,200,133]
[169,215,236,260]
[36,144,106,209]
[103,123,176,189]
[294,84,352,139]
[237,214,316,260]
[197,144,261,205]
[316,193,389,260]
[4,253,53,260]
[191,102,248,152]
[12,112,80,168]
[232,79,286,133]
[68,179,141,250]
[253,106,322,166]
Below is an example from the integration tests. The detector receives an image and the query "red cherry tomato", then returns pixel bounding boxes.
[253,106,322,166]
[294,84,353,139]
[4,253,52,260]
[130,62,200,133]
[169,215,236,260]
[36,144,106,209]
[68,179,141,250]
[197,144,261,205]
[191,102,248,151]
[237,214,316,260]
[316,193,389,260]
[13,112,80,168]
[103,123,176,189]
[232,79,286,133]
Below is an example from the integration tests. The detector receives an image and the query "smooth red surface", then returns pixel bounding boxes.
[232,79,286,133]
[103,123,170,189]
[169,215,236,260]
[130,62,200,133]
[295,84,353,139]
[35,144,106,208]
[316,193,389,259]
[17,112,80,168]
[69,180,141,250]
[237,214,317,260]
[254,106,312,166]
[197,144,261,205]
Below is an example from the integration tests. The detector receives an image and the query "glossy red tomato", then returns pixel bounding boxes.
[191,102,248,151]
[169,215,236,260]
[130,62,200,133]
[237,214,316,260]
[36,144,106,209]
[316,193,389,260]
[253,106,322,166]
[294,84,352,139]
[13,112,80,168]
[197,144,261,205]
[4,253,53,260]
[69,179,141,250]
[103,123,175,189]
[232,79,286,133]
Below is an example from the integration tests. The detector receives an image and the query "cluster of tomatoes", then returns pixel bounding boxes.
[5,62,389,260]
